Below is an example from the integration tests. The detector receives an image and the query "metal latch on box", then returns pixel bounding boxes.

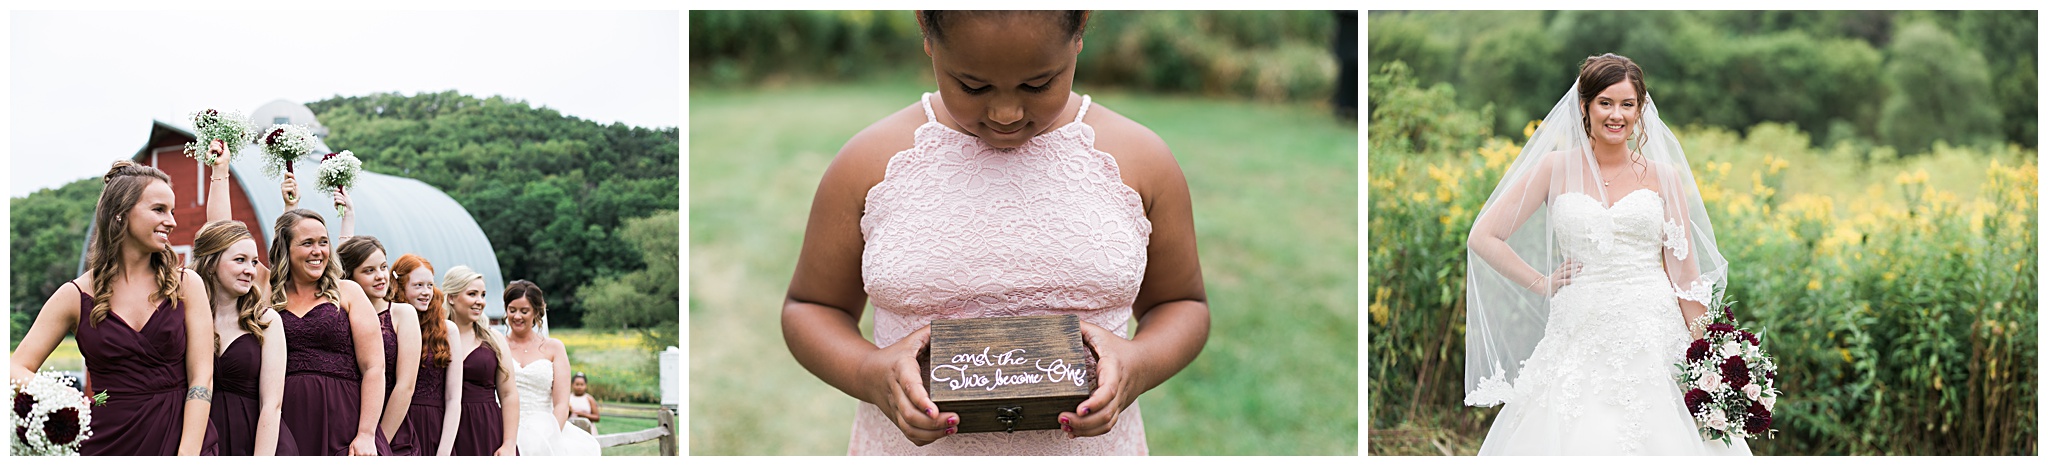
[996,406,1023,433]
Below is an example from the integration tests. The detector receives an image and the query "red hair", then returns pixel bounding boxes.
[391,253,451,368]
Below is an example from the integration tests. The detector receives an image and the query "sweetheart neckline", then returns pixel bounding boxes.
[1559,188,1659,210]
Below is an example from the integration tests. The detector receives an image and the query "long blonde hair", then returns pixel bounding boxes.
[192,220,270,346]
[441,265,502,372]
[87,161,182,326]
[268,209,344,311]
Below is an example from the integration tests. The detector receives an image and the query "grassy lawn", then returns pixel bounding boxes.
[689,78,1358,455]
[555,328,664,404]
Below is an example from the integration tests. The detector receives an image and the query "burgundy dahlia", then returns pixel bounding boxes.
[1684,388,1712,415]
[1721,356,1751,388]
[1706,323,1736,335]
[1722,305,1735,322]
[43,406,80,444]
[1738,330,1760,346]
[13,391,31,418]
[266,128,285,145]
[1744,402,1772,434]
[1687,339,1711,362]
[1766,370,1777,383]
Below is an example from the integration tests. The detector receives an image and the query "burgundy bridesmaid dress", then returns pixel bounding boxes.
[450,344,506,456]
[72,283,215,456]
[391,349,449,456]
[277,302,394,455]
[208,333,299,455]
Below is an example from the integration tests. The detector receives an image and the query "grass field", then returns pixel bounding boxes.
[592,401,676,456]
[688,78,1359,455]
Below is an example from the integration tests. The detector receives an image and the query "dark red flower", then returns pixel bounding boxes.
[1744,402,1772,434]
[1766,370,1777,383]
[1684,388,1712,415]
[43,406,80,445]
[1738,330,1760,346]
[1721,356,1751,389]
[13,391,31,419]
[266,128,285,145]
[1687,339,1711,362]
[204,109,218,117]
[1706,323,1736,335]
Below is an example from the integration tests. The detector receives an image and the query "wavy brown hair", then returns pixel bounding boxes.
[503,279,546,321]
[392,253,450,368]
[86,161,182,327]
[268,209,344,311]
[193,219,270,346]
[1576,53,1649,140]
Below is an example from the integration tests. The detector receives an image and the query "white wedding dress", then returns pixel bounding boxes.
[1474,189,1750,455]
[513,359,603,456]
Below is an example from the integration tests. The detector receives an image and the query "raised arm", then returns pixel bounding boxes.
[380,303,422,440]
[339,281,385,455]
[255,309,288,455]
[436,321,463,456]
[206,141,235,224]
[177,270,215,455]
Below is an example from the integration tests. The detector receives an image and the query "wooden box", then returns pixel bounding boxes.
[922,314,1096,433]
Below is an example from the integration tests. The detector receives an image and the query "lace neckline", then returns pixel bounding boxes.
[919,92,1093,147]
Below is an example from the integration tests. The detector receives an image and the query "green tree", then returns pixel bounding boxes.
[307,91,679,328]
[579,210,679,353]
[1878,21,2004,154]
[9,178,101,347]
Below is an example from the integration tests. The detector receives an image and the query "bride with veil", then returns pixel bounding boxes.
[1464,53,1749,455]
[502,280,602,456]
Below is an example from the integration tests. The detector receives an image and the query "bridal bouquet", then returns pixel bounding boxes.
[182,109,254,166]
[10,371,107,456]
[257,123,319,179]
[316,151,362,217]
[1676,303,1780,444]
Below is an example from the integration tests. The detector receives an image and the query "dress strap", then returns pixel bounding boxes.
[1075,95,1093,123]
[919,92,938,123]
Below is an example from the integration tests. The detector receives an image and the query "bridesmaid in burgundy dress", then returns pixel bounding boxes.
[389,254,464,455]
[267,207,391,455]
[444,266,521,456]
[192,220,297,455]
[10,161,215,455]
[337,236,425,453]
[197,140,294,455]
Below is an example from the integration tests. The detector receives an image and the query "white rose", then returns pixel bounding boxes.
[1706,408,1728,432]
[1743,383,1763,401]
[1700,371,1723,392]
[1721,341,1741,356]
[1762,395,1777,411]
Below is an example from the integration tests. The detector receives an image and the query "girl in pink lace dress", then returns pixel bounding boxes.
[783,11,1210,455]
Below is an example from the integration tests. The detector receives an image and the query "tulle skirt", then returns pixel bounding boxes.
[515,414,603,456]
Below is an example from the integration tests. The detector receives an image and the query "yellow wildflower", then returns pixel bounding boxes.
[1807,278,1822,291]
[1840,348,1854,363]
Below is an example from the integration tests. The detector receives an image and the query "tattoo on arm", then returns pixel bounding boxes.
[187,386,212,402]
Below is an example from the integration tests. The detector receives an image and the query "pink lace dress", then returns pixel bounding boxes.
[850,93,1153,455]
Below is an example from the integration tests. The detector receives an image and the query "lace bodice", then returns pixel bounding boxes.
[1551,190,1670,281]
[512,358,558,420]
[860,93,1152,345]
[280,302,361,381]
[851,93,1151,455]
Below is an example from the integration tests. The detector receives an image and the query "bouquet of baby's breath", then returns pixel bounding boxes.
[182,109,254,166]
[317,150,362,217]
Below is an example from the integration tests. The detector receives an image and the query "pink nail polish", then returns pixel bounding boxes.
[1080,406,1091,416]
[945,427,956,435]
[947,416,958,426]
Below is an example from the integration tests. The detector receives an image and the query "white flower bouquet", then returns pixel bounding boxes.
[1677,303,1781,445]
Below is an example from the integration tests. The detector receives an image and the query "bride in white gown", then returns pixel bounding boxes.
[503,281,602,456]
[1465,53,1749,455]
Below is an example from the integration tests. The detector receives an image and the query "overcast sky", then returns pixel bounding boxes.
[7,10,679,196]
